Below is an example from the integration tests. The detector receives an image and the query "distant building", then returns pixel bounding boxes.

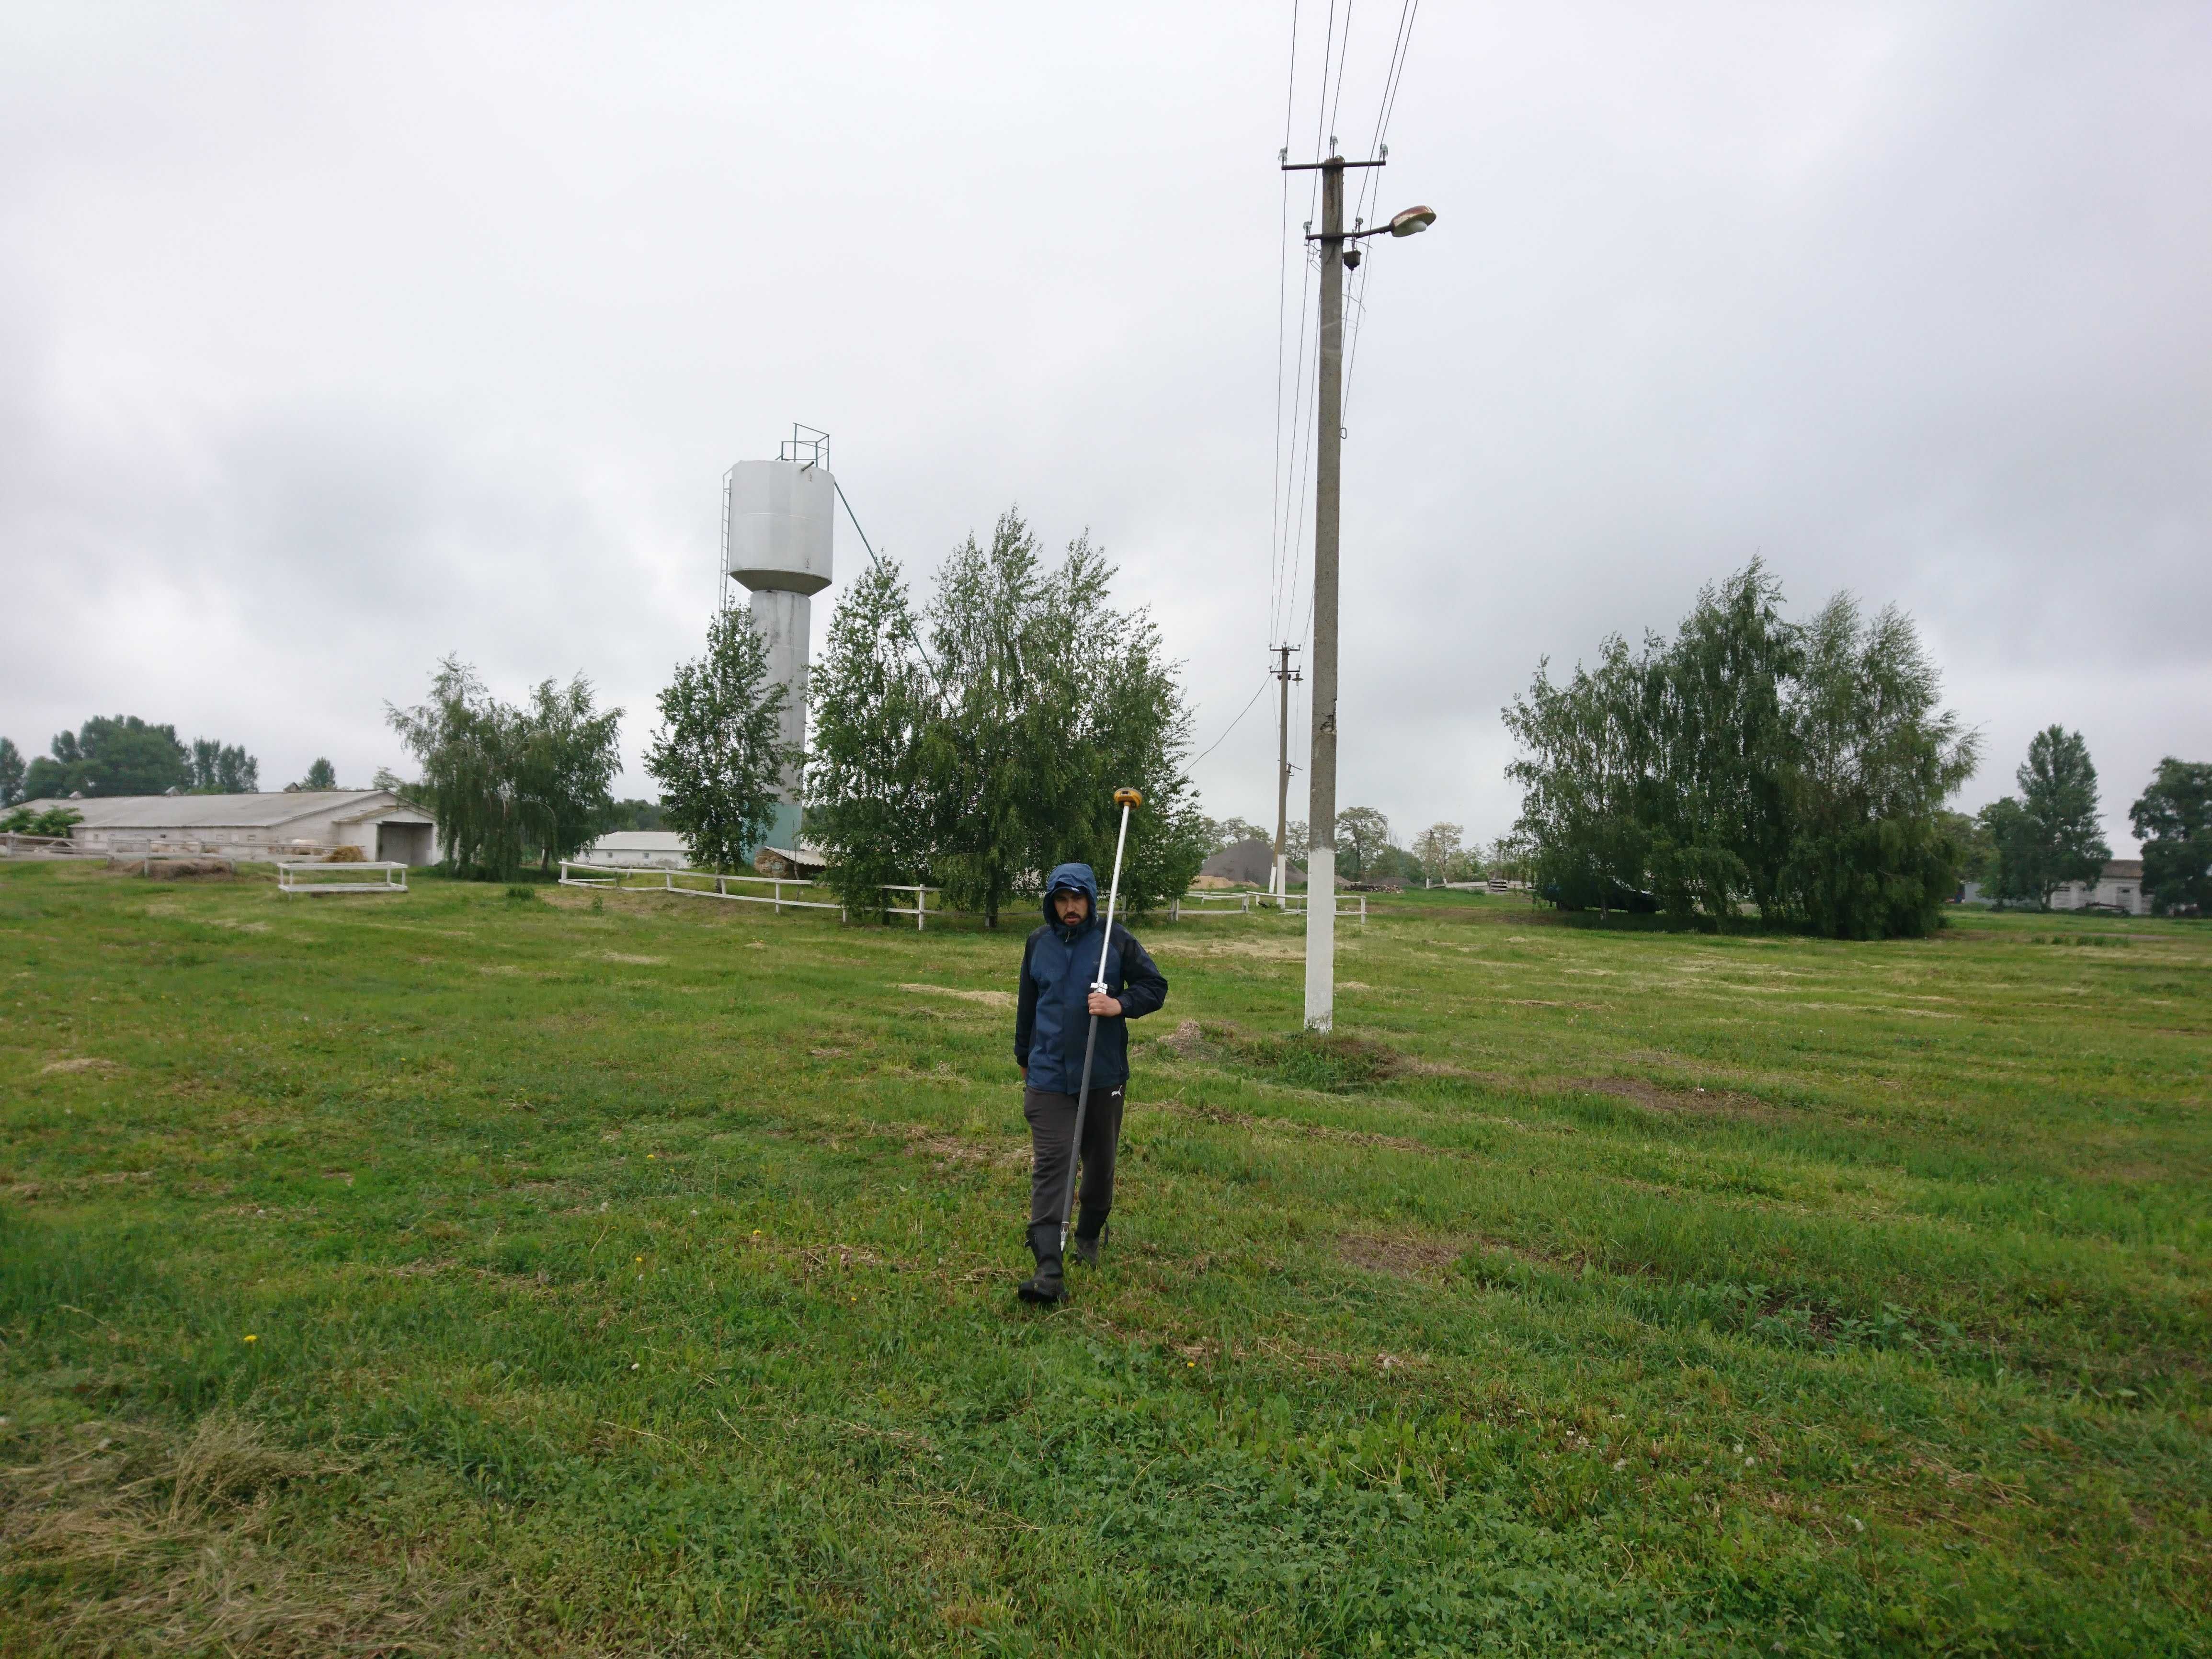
[2050,859,2149,916]
[19,790,438,864]
[576,830,692,869]
[1201,837,1290,887]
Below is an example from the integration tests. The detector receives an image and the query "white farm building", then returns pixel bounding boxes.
[2049,859,2150,916]
[20,790,439,864]
[575,830,692,870]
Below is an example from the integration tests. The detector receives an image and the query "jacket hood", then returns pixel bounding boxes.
[1043,863,1100,928]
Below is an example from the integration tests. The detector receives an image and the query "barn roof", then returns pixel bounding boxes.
[15,790,430,830]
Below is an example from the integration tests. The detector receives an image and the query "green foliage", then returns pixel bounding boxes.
[0,804,82,838]
[2020,726,2108,885]
[387,658,624,880]
[596,797,666,833]
[184,738,261,794]
[1776,593,1981,939]
[1506,564,1980,936]
[806,512,1209,926]
[23,715,192,798]
[1977,727,2111,909]
[803,557,938,917]
[1410,821,1463,886]
[0,737,23,807]
[296,757,338,791]
[1334,806,1393,882]
[644,606,787,875]
[2132,757,2212,916]
[511,676,624,873]
[1201,814,1270,853]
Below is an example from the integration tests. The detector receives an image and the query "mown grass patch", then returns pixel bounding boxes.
[1,864,2208,1653]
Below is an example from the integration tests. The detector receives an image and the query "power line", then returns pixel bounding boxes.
[1190,672,1275,765]
[1267,0,1300,651]
[1342,0,1420,427]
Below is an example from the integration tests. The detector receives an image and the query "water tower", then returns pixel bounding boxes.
[721,426,835,853]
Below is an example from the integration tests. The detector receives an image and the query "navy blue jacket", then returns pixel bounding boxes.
[1014,863,1169,1094]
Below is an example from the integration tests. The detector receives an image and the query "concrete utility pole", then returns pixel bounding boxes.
[1269,643,1301,899]
[1282,151,1433,1032]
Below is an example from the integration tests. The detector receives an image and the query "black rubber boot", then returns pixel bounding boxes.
[1072,1209,1110,1268]
[1017,1221,1064,1304]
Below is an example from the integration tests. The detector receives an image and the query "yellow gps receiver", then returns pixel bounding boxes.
[1113,788,1143,808]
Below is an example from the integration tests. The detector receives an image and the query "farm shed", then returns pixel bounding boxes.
[753,844,828,880]
[20,790,440,864]
[576,830,692,869]
[2049,859,2150,916]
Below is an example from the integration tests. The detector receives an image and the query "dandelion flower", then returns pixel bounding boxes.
[243,1333,258,1344]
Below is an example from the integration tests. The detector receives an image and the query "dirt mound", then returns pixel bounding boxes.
[115,857,235,880]
[1338,1231,1468,1278]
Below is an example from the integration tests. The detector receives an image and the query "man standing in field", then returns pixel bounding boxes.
[1013,861,1169,1304]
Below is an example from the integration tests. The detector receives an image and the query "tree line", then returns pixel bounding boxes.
[1504,562,1981,938]
[1964,733,2211,916]
[1194,810,1511,888]
[381,508,1208,909]
[0,719,345,806]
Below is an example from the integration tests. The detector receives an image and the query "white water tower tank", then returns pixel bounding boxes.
[725,461,834,596]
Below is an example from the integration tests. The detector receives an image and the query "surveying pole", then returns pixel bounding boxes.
[1282,149,1435,1031]
[1269,643,1301,899]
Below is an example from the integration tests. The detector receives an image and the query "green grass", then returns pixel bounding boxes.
[1,863,2207,1655]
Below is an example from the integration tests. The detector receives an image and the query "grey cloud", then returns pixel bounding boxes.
[0,2,2204,850]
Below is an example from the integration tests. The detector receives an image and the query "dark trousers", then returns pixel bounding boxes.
[1024,1085,1124,1227]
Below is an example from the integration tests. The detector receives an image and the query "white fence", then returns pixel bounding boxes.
[1170,890,1364,925]
[278,860,408,895]
[559,863,844,917]
[559,863,953,927]
[0,832,99,860]
[881,884,939,930]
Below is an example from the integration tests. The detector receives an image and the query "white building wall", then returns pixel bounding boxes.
[2048,867,2150,915]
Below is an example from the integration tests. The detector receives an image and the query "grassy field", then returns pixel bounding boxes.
[1,860,2207,1656]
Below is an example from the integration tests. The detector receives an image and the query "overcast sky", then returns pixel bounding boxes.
[4,2,2207,853]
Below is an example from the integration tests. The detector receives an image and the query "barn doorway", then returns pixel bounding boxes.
[376,822,435,865]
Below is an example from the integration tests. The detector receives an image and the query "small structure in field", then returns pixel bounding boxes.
[2049,860,2150,916]
[17,790,438,864]
[577,830,692,870]
[753,844,828,880]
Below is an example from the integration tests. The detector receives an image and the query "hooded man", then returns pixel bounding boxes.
[1012,861,1169,1304]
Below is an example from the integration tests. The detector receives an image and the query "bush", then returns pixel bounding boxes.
[1,806,83,839]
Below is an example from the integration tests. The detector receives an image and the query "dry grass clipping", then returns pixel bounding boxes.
[895,983,1014,1010]
[0,1415,442,1656]
[1566,1076,1777,1119]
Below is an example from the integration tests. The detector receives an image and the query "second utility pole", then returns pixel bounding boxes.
[1269,642,1301,899]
